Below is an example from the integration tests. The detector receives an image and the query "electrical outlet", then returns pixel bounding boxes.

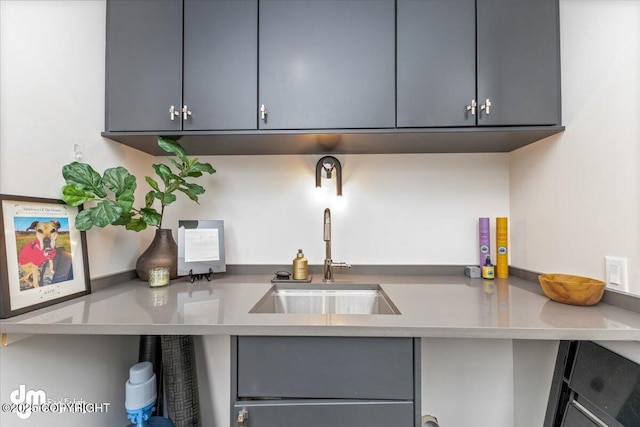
[605,256,629,292]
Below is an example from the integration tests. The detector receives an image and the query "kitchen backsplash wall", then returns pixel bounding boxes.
[162,152,510,268]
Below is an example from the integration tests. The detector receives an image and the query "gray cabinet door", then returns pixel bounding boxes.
[183,0,257,130]
[259,0,395,129]
[477,0,560,126]
[106,0,182,132]
[237,336,414,400]
[234,400,415,427]
[397,0,476,128]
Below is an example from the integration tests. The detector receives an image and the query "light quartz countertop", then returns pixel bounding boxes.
[1,274,639,340]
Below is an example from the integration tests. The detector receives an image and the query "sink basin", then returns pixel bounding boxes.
[250,283,400,315]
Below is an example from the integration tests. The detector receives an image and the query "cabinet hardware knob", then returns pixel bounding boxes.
[480,99,491,115]
[169,105,180,121]
[182,105,192,121]
[466,99,477,116]
[260,104,267,121]
[237,409,248,427]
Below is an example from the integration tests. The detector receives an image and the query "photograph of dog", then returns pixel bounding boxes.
[16,218,74,290]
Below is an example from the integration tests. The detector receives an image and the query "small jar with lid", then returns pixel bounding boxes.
[482,256,495,280]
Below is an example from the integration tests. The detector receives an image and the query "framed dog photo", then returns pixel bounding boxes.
[0,194,90,318]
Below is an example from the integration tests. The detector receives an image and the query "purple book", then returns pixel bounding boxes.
[479,217,490,266]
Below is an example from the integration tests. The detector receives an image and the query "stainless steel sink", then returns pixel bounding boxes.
[249,283,400,315]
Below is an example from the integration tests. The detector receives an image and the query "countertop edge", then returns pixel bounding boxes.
[2,324,639,341]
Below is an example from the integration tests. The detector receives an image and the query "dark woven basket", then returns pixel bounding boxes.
[161,335,201,427]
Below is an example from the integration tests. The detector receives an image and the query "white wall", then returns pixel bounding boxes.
[510,0,640,295]
[163,153,510,267]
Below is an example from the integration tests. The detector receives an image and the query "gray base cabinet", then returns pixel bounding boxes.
[232,336,421,427]
[233,400,414,427]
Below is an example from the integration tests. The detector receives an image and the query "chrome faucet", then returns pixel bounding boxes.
[323,208,350,282]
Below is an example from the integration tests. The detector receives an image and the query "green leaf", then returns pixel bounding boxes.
[125,217,147,232]
[75,209,94,231]
[177,188,198,202]
[161,192,177,206]
[90,201,123,227]
[103,167,136,197]
[186,161,216,177]
[152,163,173,185]
[182,182,205,195]
[145,191,156,208]
[166,180,182,194]
[61,184,95,206]
[62,162,107,198]
[140,208,162,227]
[167,158,182,172]
[145,176,160,192]
[112,212,133,226]
[157,137,187,161]
[116,188,135,212]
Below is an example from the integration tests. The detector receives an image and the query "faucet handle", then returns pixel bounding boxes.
[332,262,351,270]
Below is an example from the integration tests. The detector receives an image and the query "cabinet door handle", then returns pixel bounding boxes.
[466,99,477,116]
[236,409,248,427]
[260,104,267,121]
[182,105,192,121]
[169,105,180,121]
[480,99,491,115]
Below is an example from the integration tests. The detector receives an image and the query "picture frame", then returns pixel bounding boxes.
[0,194,90,318]
[177,220,226,280]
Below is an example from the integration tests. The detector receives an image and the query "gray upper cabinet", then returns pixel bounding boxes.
[397,0,476,128]
[477,0,560,126]
[183,0,257,131]
[106,0,257,132]
[106,0,183,132]
[397,0,560,128]
[105,0,563,154]
[258,0,396,130]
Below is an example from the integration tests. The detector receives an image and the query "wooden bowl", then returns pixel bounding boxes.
[538,274,605,306]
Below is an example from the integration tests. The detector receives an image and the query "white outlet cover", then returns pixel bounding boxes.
[605,256,629,292]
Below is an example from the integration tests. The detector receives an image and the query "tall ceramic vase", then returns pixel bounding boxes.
[136,229,178,281]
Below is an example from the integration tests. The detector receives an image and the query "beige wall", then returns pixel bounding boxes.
[510,0,640,295]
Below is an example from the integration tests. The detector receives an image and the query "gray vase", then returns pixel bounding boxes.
[136,229,178,281]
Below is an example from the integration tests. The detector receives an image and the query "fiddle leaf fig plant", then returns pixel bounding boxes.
[61,137,215,232]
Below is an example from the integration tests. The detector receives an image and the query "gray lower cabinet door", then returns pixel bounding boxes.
[234,400,414,427]
[397,0,476,127]
[106,0,183,132]
[259,0,395,130]
[183,0,257,130]
[477,0,560,126]
[237,336,414,400]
